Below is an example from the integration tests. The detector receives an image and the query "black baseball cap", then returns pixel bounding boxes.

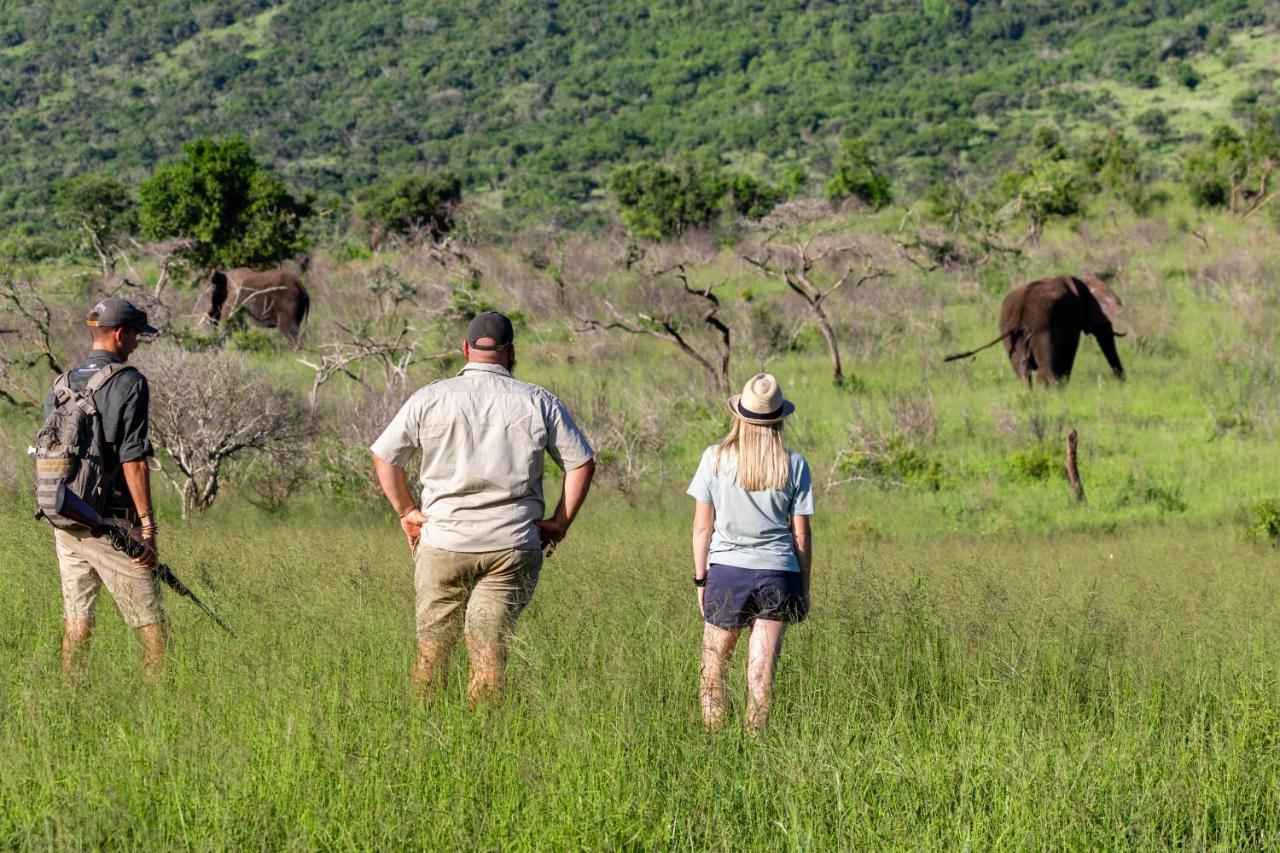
[86,297,159,335]
[466,311,514,351]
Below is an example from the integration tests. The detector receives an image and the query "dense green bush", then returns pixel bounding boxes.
[825,139,893,208]
[357,172,462,244]
[608,161,727,239]
[139,136,311,269]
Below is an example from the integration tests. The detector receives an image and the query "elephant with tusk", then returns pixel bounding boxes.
[946,275,1126,386]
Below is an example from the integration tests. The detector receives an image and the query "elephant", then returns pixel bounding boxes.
[206,267,310,349]
[945,275,1125,386]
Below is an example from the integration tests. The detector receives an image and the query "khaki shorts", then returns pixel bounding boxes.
[414,546,542,644]
[54,528,163,629]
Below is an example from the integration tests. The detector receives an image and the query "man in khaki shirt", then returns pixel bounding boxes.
[371,311,595,700]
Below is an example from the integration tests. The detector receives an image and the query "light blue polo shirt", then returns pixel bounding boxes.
[687,445,815,572]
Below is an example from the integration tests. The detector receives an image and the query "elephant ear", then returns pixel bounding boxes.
[1076,277,1118,332]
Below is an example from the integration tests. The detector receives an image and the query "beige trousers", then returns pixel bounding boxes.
[54,528,163,628]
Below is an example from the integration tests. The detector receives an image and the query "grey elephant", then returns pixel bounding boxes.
[206,267,311,349]
[946,275,1125,386]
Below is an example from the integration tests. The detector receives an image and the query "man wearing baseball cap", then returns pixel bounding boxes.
[371,310,596,701]
[45,297,164,675]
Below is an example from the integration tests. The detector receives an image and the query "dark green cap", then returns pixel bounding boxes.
[86,297,158,335]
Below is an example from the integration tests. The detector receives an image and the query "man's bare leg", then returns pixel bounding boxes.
[465,636,505,703]
[62,618,93,677]
[412,638,456,699]
[745,619,786,734]
[701,624,740,731]
[139,623,165,677]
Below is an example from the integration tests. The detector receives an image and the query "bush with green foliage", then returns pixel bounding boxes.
[51,174,136,265]
[1082,130,1154,213]
[825,139,893,208]
[139,136,310,269]
[608,161,727,239]
[1184,112,1280,214]
[357,172,462,243]
[726,173,785,220]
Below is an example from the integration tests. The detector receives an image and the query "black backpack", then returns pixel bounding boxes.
[33,363,134,530]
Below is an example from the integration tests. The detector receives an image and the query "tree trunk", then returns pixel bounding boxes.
[811,301,844,387]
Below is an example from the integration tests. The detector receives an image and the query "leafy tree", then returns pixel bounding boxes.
[1001,156,1088,242]
[1083,130,1154,213]
[825,139,893,208]
[608,161,727,239]
[52,174,136,276]
[357,172,462,243]
[1185,113,1280,216]
[727,173,785,220]
[1134,108,1173,140]
[139,136,310,269]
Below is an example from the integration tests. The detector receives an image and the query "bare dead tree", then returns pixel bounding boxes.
[0,271,68,409]
[115,237,196,300]
[142,346,316,515]
[297,318,451,412]
[578,263,733,394]
[743,239,886,387]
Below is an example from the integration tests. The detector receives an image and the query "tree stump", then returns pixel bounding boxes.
[1065,428,1085,503]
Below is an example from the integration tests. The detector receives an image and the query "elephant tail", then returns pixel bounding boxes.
[944,329,1013,362]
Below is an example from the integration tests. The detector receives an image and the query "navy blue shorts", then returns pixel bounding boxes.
[703,563,809,629]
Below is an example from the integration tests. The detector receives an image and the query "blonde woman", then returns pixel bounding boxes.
[687,373,814,732]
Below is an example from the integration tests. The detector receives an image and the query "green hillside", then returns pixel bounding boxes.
[2,0,1278,234]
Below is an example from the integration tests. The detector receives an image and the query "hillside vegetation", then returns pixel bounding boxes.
[3,0,1280,234]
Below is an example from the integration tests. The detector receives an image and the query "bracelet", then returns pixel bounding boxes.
[398,506,418,519]
[693,576,707,587]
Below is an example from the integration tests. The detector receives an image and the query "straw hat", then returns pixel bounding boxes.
[727,373,795,425]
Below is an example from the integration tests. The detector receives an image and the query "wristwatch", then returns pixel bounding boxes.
[693,576,707,587]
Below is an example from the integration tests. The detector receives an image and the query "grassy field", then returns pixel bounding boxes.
[4,496,1280,848]
[5,200,1280,846]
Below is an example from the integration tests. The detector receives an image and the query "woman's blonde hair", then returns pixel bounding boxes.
[714,418,789,491]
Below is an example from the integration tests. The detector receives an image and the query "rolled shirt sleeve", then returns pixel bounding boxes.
[116,375,153,463]
[543,395,594,471]
[370,393,424,467]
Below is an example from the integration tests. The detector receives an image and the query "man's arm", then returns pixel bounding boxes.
[535,458,595,549]
[121,459,157,569]
[372,452,428,553]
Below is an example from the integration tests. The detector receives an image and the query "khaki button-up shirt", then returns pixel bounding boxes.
[371,363,595,553]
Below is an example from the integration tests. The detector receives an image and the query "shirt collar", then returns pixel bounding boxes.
[458,362,513,378]
[85,349,124,365]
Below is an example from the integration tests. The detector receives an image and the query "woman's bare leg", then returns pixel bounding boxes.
[701,624,740,730]
[745,619,786,733]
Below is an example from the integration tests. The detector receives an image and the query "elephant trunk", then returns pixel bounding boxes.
[1094,327,1125,380]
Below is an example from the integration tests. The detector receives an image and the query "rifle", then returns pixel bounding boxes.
[49,485,237,637]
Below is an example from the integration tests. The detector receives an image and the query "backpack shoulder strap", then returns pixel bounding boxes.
[72,363,134,416]
[83,363,135,397]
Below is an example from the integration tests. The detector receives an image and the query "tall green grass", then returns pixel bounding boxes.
[4,494,1280,848]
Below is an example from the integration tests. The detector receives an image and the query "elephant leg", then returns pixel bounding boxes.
[1005,332,1034,387]
[1029,333,1063,386]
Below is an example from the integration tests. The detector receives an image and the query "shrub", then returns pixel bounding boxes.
[357,171,462,243]
[139,136,311,269]
[825,139,893,208]
[1249,499,1280,546]
[1007,446,1057,482]
[608,160,727,239]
